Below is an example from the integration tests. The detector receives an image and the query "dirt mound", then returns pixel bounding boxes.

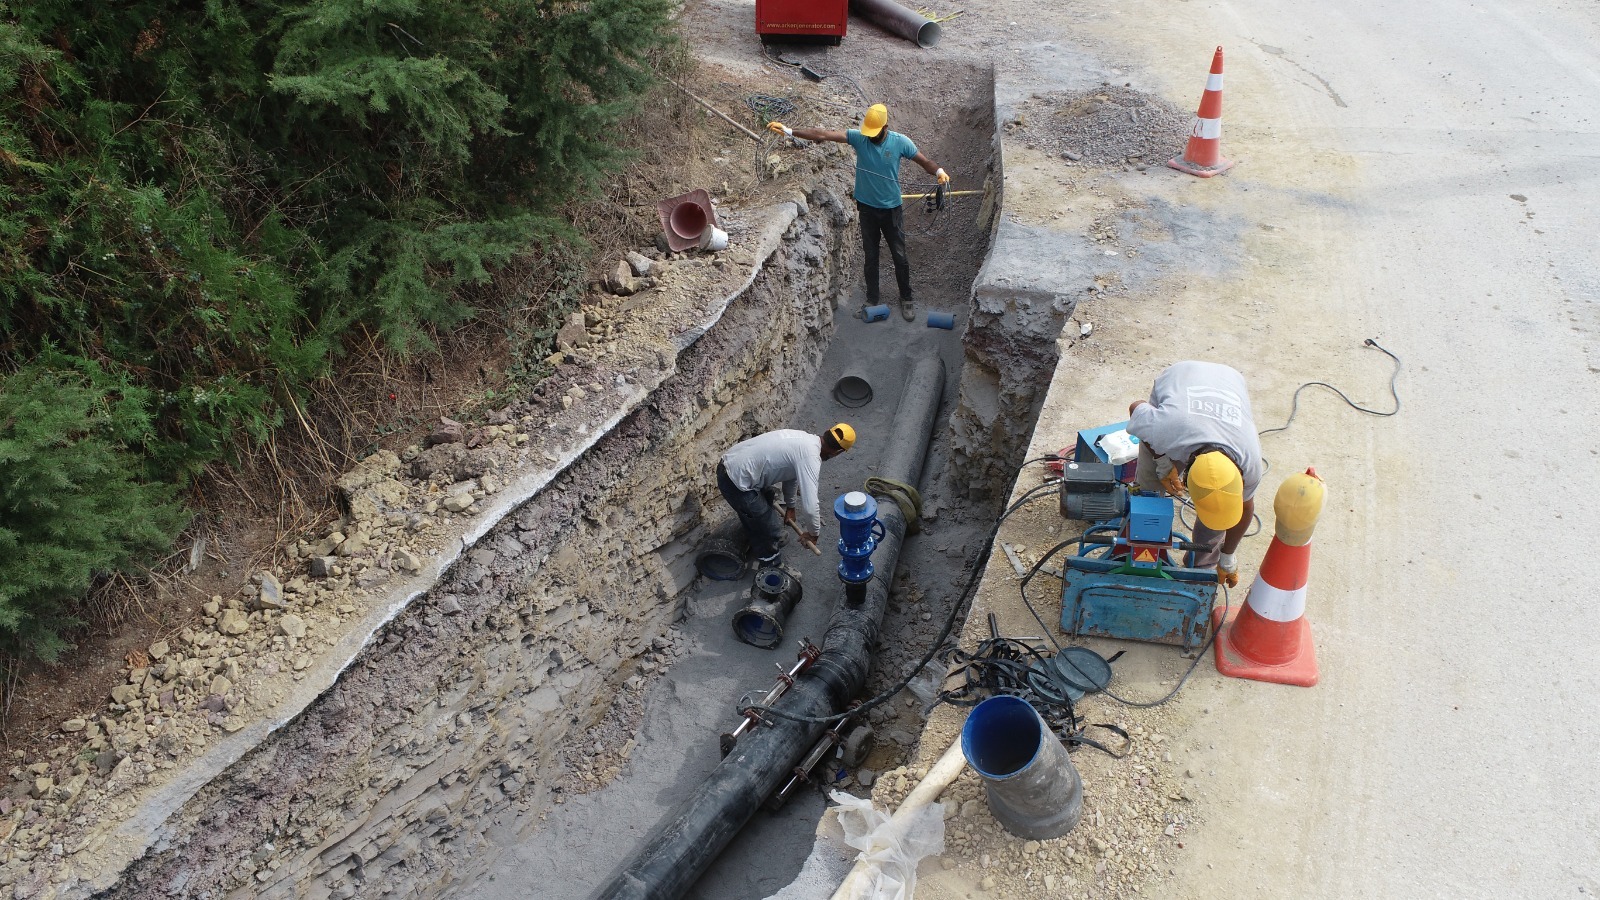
[1010,87,1190,166]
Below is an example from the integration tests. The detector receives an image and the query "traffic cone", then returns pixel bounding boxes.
[656,188,716,251]
[1212,468,1324,686]
[1168,46,1235,178]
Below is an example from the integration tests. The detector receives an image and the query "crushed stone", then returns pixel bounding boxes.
[1008,86,1192,167]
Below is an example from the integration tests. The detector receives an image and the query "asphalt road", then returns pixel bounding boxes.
[1053,0,1600,896]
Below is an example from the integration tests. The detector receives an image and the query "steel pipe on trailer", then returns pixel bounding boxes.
[849,0,942,48]
[594,356,946,900]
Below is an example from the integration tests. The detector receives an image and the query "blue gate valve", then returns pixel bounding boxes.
[835,491,885,585]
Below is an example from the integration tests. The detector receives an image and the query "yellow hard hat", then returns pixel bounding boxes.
[828,423,857,451]
[860,104,889,138]
[1187,450,1244,530]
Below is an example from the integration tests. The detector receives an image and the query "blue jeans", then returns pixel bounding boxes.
[717,462,782,564]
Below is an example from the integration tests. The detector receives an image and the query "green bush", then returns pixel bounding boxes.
[0,0,674,656]
[0,0,675,479]
[0,367,188,660]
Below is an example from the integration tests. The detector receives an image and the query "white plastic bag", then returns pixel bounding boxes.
[829,790,946,900]
[905,659,947,708]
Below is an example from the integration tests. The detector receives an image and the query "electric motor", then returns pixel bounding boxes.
[1059,462,1127,522]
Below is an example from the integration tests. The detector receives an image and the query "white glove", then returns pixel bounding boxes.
[1217,553,1238,588]
[935,167,951,185]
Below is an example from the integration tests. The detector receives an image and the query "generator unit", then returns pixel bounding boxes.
[1058,491,1218,651]
[1053,420,1215,650]
[755,0,848,44]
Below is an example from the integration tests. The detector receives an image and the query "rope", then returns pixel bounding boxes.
[864,475,923,534]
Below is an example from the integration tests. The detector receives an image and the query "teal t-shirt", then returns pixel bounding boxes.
[846,129,918,209]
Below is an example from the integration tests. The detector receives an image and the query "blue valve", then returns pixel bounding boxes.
[835,491,885,585]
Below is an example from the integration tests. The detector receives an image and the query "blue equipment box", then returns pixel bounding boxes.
[1060,563,1216,650]
[1126,495,1172,544]
[1073,422,1139,483]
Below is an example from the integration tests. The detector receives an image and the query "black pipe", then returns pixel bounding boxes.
[849,0,942,48]
[594,356,946,900]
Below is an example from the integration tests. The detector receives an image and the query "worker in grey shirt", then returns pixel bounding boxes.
[717,424,856,568]
[1126,361,1262,585]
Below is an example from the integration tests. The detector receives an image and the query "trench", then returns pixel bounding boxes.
[98,60,1076,900]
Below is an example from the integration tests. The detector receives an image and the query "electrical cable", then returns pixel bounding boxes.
[1014,533,1233,709]
[930,630,1129,756]
[744,94,796,122]
[1259,338,1402,437]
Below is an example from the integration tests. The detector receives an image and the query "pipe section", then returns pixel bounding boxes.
[732,565,804,649]
[595,356,946,900]
[849,0,942,48]
[960,695,1083,839]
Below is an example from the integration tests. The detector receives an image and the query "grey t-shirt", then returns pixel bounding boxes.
[1127,361,1262,500]
[720,429,824,532]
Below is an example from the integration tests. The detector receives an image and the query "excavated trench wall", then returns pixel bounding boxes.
[104,187,859,900]
[949,206,1081,498]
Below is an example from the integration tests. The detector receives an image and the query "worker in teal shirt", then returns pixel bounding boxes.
[769,104,949,320]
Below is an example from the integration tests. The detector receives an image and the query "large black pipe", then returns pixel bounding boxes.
[594,356,946,900]
[849,0,942,48]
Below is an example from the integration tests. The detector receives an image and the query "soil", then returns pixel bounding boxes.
[1008,86,1192,166]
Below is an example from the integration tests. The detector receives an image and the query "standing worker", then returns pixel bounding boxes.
[768,105,949,321]
[1126,361,1263,586]
[717,424,856,568]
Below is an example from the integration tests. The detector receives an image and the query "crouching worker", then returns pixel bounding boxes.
[716,424,856,568]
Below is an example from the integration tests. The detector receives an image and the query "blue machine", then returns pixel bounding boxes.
[1073,420,1140,483]
[1058,482,1217,651]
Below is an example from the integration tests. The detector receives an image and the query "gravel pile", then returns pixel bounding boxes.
[1010,87,1192,166]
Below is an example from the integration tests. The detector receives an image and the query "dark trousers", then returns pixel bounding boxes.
[717,462,782,564]
[857,201,912,305]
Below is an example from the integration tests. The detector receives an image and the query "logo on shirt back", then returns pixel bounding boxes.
[1185,386,1243,426]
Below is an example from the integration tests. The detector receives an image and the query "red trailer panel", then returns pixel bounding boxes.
[756,0,848,44]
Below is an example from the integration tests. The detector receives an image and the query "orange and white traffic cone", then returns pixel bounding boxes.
[1212,468,1323,686]
[1168,46,1235,178]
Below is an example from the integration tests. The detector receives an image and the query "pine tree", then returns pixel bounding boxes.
[0,0,676,657]
[0,367,188,659]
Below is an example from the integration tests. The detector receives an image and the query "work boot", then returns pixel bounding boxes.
[756,552,782,570]
[899,296,915,322]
